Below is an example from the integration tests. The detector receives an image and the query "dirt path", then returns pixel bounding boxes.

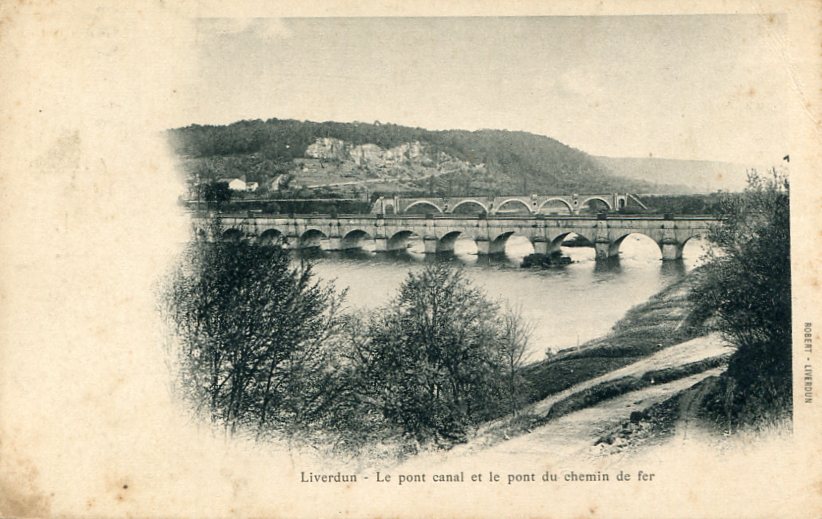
[532,333,731,416]
[463,368,724,462]
[453,333,732,452]
[672,375,720,444]
[401,367,725,474]
[397,334,732,472]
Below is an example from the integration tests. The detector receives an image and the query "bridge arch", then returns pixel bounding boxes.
[580,196,612,211]
[490,230,516,245]
[387,230,419,251]
[680,234,710,262]
[549,231,595,248]
[537,198,574,215]
[299,228,328,249]
[405,200,443,214]
[437,230,464,253]
[481,230,534,255]
[222,228,244,242]
[608,232,663,258]
[495,198,533,214]
[257,228,284,246]
[341,229,373,250]
[680,233,707,248]
[450,199,488,214]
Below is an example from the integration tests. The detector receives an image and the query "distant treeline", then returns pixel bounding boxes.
[188,198,372,215]
[167,118,658,194]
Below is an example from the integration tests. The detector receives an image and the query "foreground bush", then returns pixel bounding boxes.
[162,235,531,454]
[691,169,792,429]
[336,263,531,449]
[161,227,345,440]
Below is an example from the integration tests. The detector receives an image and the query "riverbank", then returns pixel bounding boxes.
[521,268,713,403]
[444,267,733,455]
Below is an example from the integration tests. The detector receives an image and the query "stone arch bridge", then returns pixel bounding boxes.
[371,193,634,215]
[195,213,719,261]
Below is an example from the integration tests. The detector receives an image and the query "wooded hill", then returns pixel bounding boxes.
[167,118,671,196]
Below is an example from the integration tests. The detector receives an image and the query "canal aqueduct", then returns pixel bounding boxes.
[195,212,719,261]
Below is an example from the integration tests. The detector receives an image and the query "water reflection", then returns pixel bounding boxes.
[593,256,623,275]
[293,238,707,278]
[660,259,687,279]
[294,246,324,260]
[380,250,421,264]
[338,249,374,261]
[472,253,517,268]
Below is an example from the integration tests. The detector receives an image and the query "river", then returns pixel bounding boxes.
[301,235,709,362]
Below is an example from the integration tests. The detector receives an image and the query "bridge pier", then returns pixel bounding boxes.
[594,240,613,261]
[532,238,561,255]
[661,240,685,261]
[661,224,686,260]
[423,237,439,254]
[373,237,389,252]
[325,237,343,251]
[475,238,506,255]
[286,233,300,248]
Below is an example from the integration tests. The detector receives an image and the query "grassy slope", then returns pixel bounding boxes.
[456,269,726,451]
[521,269,710,404]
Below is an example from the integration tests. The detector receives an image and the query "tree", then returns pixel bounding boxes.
[202,181,232,208]
[346,263,530,447]
[161,225,345,440]
[691,169,792,429]
[263,202,282,214]
[500,304,533,415]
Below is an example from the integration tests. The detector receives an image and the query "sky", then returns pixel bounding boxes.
[175,15,790,164]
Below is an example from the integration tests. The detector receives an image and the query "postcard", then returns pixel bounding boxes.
[0,1,820,517]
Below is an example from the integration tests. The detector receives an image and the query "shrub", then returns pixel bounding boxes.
[690,169,792,429]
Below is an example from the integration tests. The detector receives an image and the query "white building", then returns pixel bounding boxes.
[217,178,247,191]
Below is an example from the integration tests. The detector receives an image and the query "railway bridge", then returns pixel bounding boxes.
[371,193,637,215]
[194,212,719,261]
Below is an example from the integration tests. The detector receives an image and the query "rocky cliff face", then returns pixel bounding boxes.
[287,137,490,193]
[306,138,431,167]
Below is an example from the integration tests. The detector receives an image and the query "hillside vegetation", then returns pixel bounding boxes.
[167,118,664,196]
